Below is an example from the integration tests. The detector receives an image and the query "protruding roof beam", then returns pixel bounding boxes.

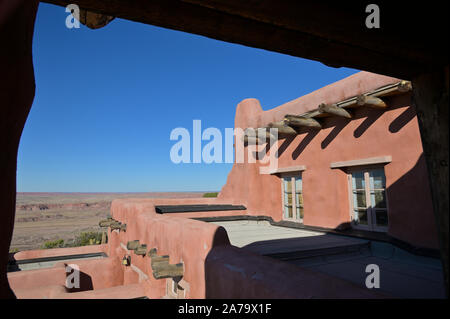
[317,103,352,118]
[78,9,115,29]
[284,115,322,129]
[356,95,387,109]
[267,121,298,135]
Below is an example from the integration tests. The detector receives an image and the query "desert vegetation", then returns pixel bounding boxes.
[202,192,218,198]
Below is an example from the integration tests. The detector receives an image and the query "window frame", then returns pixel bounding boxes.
[280,171,303,223]
[346,165,389,232]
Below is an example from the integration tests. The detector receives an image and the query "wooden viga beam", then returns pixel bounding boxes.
[127,240,140,250]
[134,244,147,256]
[148,248,170,268]
[99,217,115,227]
[110,221,127,231]
[242,128,275,144]
[317,103,352,118]
[78,8,115,29]
[153,263,184,279]
[267,121,298,135]
[284,115,322,129]
[148,248,183,279]
[356,95,387,108]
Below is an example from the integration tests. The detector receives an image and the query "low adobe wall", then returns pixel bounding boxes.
[219,71,438,250]
[9,197,385,298]
[108,197,231,298]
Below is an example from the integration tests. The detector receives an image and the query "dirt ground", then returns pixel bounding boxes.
[11,192,205,252]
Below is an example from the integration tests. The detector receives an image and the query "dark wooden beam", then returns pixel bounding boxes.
[41,0,449,79]
[412,67,449,296]
[155,204,246,213]
[182,1,448,70]
[78,8,114,29]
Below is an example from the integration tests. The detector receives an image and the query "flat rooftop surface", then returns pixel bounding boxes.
[211,220,368,256]
[212,220,445,298]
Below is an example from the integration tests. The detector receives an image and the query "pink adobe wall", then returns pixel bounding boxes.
[108,198,231,298]
[205,246,386,298]
[219,71,438,249]
[13,244,107,261]
[8,196,387,298]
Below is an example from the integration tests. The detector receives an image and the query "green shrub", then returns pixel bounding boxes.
[71,231,104,247]
[203,192,218,198]
[41,239,65,249]
[9,248,19,254]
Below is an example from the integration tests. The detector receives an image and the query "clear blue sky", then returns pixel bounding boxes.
[17,3,359,192]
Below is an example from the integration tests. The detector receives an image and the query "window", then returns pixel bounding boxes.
[349,168,388,231]
[282,174,303,222]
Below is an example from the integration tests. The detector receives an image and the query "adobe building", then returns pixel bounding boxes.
[1,1,447,299]
[6,71,443,299]
[220,71,439,251]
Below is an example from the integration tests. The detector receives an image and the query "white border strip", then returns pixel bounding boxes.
[330,156,392,169]
[269,165,307,175]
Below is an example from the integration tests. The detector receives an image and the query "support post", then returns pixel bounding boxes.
[412,67,449,296]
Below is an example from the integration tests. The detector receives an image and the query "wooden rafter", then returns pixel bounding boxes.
[317,103,352,118]
[245,80,411,138]
[284,115,322,129]
[356,95,387,108]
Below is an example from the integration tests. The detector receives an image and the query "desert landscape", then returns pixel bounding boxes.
[11,192,206,252]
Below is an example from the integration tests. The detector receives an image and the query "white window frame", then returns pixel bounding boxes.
[347,165,389,232]
[280,172,303,223]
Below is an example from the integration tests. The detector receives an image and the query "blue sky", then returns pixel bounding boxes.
[17,3,359,192]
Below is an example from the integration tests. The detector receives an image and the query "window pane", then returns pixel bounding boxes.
[296,193,303,207]
[284,206,290,218]
[353,190,366,208]
[371,190,386,208]
[355,209,368,225]
[287,206,293,218]
[286,193,293,205]
[296,207,304,220]
[295,176,302,193]
[284,178,292,192]
[352,171,365,189]
[375,210,388,227]
[369,169,385,189]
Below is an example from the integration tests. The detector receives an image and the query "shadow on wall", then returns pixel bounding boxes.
[386,153,438,249]
[253,94,415,160]
[65,264,94,293]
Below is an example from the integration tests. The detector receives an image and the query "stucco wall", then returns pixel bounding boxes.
[219,71,438,249]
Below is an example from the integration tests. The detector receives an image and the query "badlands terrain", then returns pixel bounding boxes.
[12,192,204,251]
